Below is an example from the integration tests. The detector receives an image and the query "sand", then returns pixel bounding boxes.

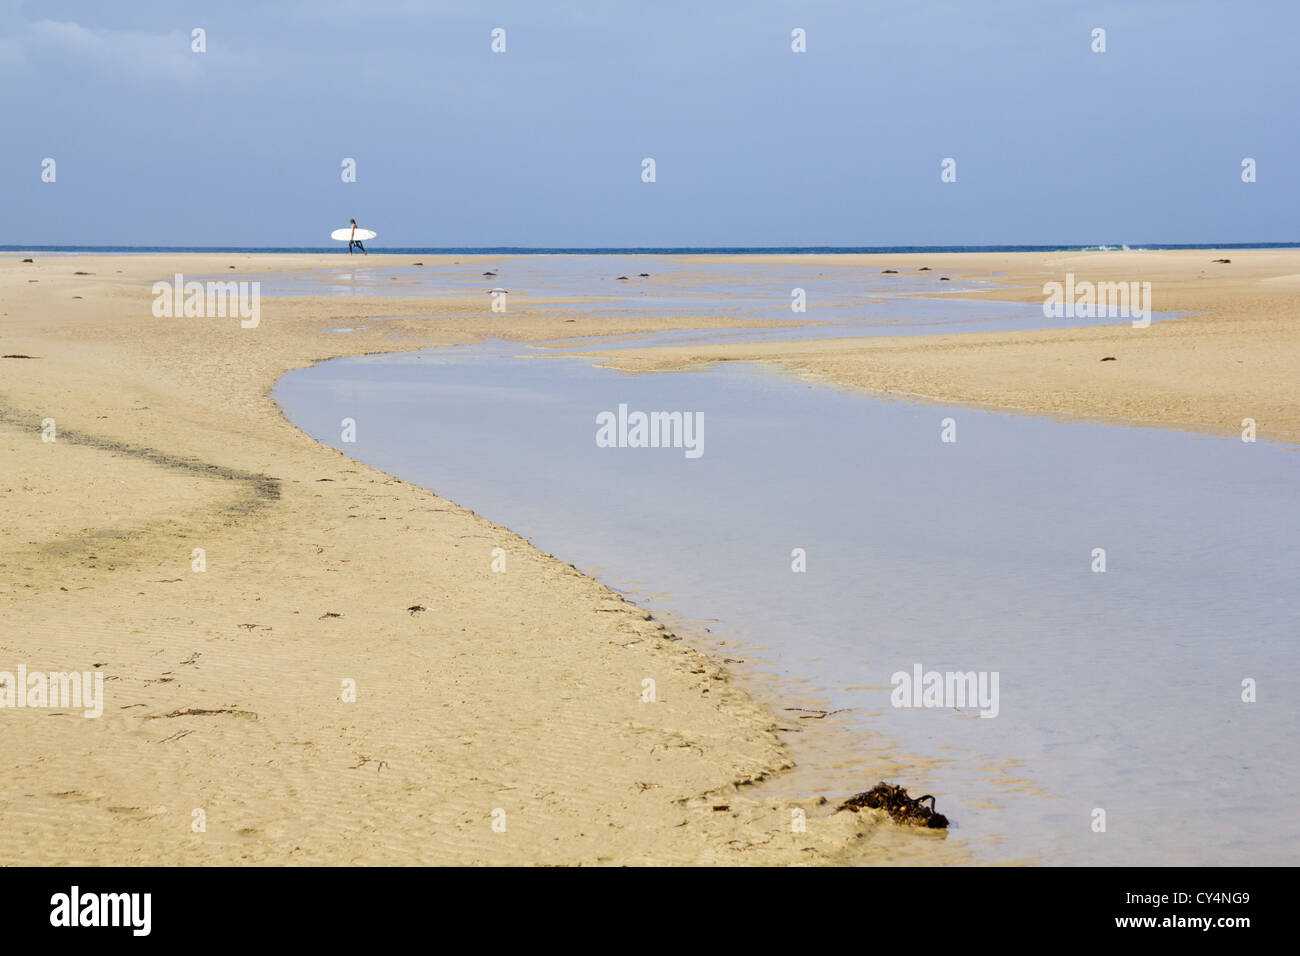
[0,253,953,865]
[578,249,1300,444]
[3,247,1291,865]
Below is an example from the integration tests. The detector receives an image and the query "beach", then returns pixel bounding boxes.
[1,249,1295,865]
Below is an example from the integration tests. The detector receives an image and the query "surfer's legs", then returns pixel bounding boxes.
[358,242,367,255]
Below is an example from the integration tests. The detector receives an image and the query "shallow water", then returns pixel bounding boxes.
[219,255,1175,341]
[276,338,1298,865]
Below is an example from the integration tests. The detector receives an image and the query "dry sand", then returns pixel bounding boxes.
[0,253,955,865]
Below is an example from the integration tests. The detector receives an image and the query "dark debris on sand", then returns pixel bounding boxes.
[836,782,949,829]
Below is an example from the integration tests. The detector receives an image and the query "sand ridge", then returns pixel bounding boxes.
[573,249,1300,445]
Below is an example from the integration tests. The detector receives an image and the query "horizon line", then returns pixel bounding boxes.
[5,241,1300,254]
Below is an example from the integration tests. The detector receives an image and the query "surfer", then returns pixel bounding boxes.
[348,218,368,256]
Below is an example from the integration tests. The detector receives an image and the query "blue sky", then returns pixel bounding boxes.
[3,0,1297,247]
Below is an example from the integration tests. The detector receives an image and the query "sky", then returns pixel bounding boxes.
[2,0,1297,247]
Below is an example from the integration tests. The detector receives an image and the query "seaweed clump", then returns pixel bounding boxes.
[836,782,949,829]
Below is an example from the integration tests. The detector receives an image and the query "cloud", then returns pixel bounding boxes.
[289,0,460,22]
[27,19,203,82]
[0,5,266,85]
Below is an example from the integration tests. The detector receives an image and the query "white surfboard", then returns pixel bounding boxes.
[331,228,376,241]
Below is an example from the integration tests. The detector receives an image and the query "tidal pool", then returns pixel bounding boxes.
[276,338,1297,865]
